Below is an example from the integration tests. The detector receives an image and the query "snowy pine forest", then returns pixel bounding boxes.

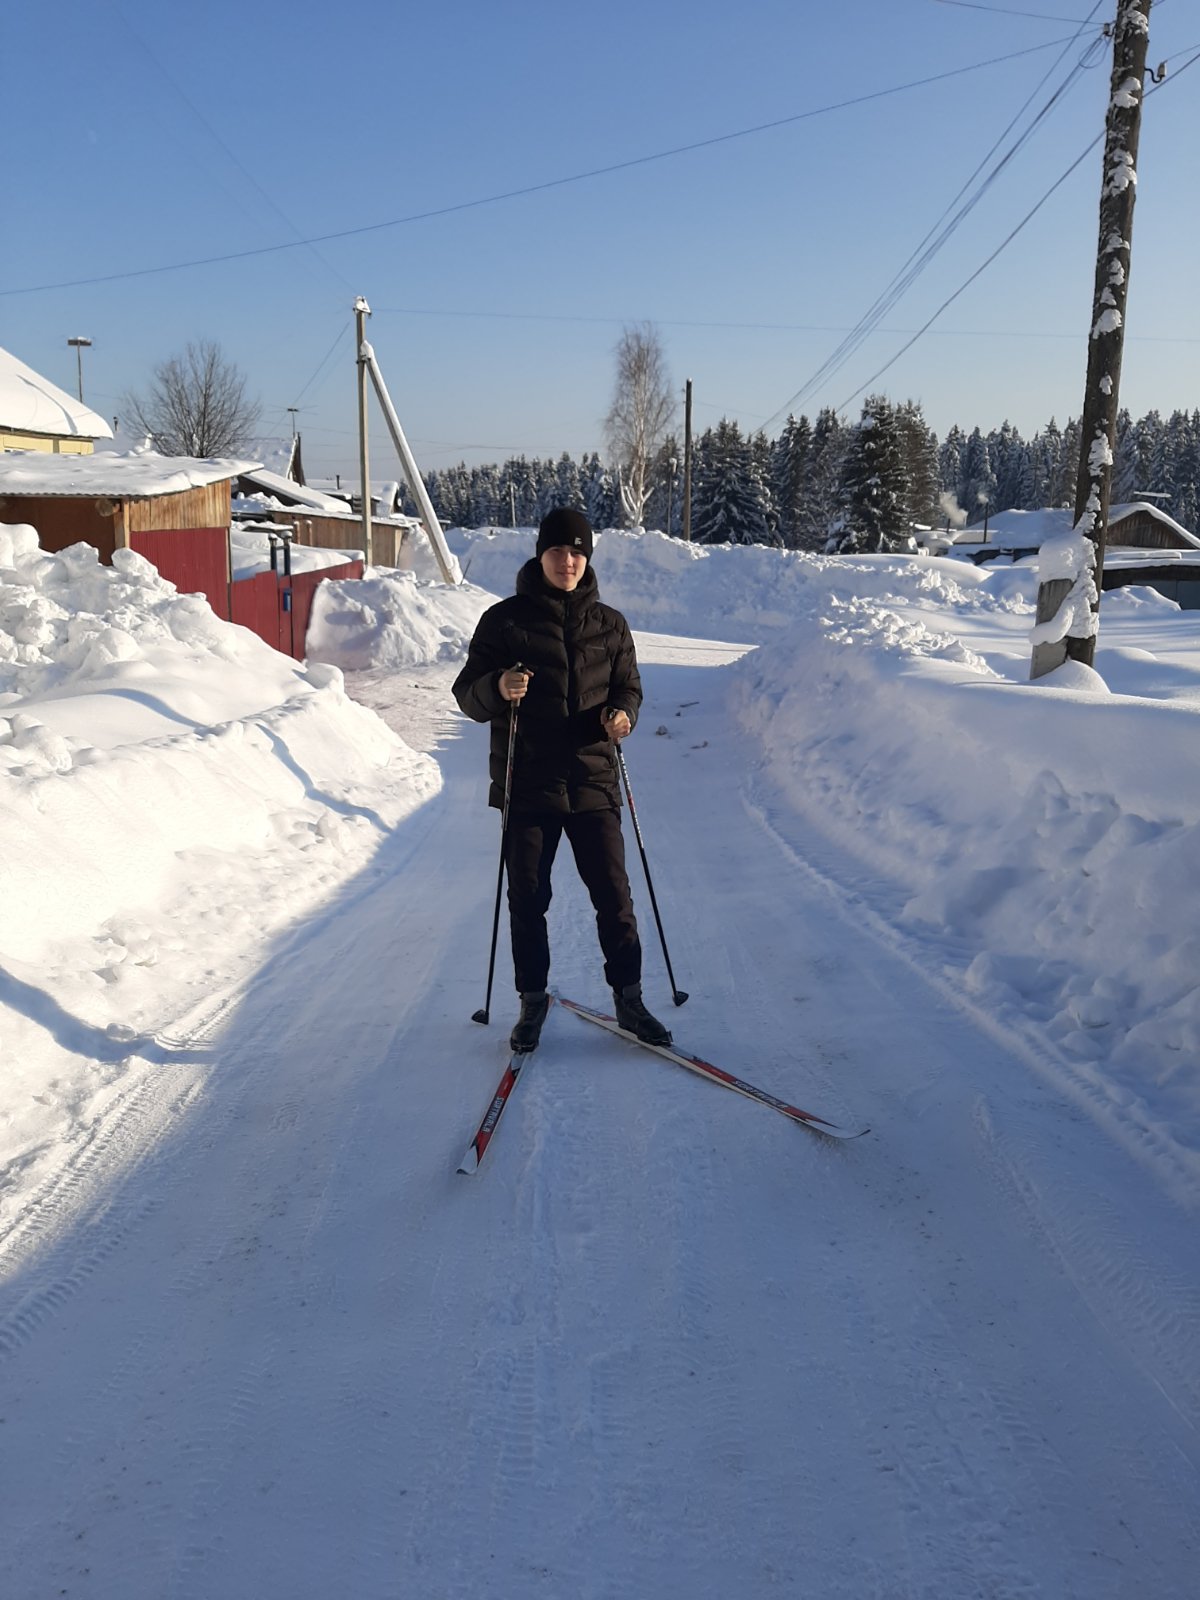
[417,398,1200,551]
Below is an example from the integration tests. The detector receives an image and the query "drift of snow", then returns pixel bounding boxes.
[1,523,438,1206]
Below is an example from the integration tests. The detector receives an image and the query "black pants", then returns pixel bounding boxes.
[504,808,641,995]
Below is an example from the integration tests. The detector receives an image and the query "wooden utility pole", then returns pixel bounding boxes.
[1031,0,1152,679]
[354,295,374,568]
[682,379,693,542]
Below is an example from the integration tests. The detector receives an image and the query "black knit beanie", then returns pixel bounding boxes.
[536,507,594,560]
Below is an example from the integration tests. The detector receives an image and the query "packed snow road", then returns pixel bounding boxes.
[2,636,1197,1599]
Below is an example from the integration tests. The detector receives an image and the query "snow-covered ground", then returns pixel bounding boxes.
[2,521,1197,1597]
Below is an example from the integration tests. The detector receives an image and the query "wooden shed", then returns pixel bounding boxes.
[0,450,255,616]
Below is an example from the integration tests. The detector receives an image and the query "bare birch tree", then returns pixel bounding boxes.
[604,324,674,528]
[123,340,261,457]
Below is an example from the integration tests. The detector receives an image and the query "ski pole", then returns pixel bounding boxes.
[473,664,526,1025]
[609,722,688,1007]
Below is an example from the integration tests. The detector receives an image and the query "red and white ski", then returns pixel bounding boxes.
[556,994,868,1141]
[458,999,554,1174]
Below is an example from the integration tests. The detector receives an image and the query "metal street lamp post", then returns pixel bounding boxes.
[67,336,92,402]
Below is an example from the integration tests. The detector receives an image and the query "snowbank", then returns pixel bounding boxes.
[729,575,1200,1152]
[307,567,492,672]
[0,523,439,1209]
[446,526,1033,642]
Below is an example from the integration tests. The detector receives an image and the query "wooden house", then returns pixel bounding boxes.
[0,344,113,455]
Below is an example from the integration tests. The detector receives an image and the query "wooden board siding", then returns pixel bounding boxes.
[1109,508,1194,549]
[130,527,231,617]
[254,507,395,565]
[0,494,119,561]
[125,481,231,533]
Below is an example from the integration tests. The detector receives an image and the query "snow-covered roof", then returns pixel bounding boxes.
[235,468,420,529]
[1104,548,1200,568]
[0,345,113,440]
[0,447,260,498]
[236,467,359,517]
[953,502,1200,551]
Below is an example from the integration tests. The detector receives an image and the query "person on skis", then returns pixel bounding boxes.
[452,506,673,1055]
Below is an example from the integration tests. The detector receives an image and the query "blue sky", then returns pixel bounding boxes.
[4,0,1196,480]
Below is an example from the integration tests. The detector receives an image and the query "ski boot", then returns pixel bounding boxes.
[510,991,550,1053]
[613,983,672,1047]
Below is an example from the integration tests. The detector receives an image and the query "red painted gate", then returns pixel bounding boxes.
[130,527,229,616]
[230,560,363,660]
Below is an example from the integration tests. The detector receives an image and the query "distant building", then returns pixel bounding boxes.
[948,502,1200,611]
[949,502,1200,561]
[0,344,113,455]
[235,467,419,568]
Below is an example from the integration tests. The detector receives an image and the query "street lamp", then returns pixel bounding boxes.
[67,336,92,402]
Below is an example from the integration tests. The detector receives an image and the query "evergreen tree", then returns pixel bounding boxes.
[771,413,811,549]
[1135,410,1164,497]
[938,424,967,514]
[471,463,502,527]
[1052,418,1082,508]
[643,436,682,534]
[989,420,1024,512]
[834,395,911,553]
[798,407,849,550]
[581,453,618,530]
[1111,409,1140,503]
[750,430,781,545]
[961,428,997,525]
[692,419,770,545]
[895,400,940,529]
[1030,419,1062,508]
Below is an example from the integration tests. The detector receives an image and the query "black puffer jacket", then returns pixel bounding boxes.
[452,559,642,814]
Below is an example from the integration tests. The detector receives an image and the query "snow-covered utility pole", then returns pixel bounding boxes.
[1030,0,1153,680]
[354,296,374,568]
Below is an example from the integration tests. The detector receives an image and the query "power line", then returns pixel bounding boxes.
[373,302,1198,340]
[1,35,1092,299]
[291,323,351,407]
[830,34,1200,413]
[105,0,355,295]
[931,1,1098,19]
[761,2,1107,429]
[836,135,1101,411]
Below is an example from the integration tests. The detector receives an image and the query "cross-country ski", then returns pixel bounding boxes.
[458,1003,553,1174]
[556,993,868,1140]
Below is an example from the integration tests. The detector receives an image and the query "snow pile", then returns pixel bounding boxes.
[730,580,1200,1153]
[447,526,1031,642]
[0,523,439,1207]
[307,566,492,671]
[229,524,364,580]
